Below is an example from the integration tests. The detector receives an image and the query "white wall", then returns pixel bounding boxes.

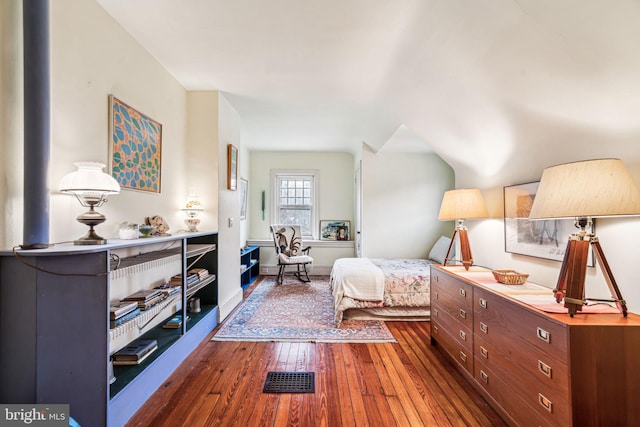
[248,151,356,272]
[361,146,454,259]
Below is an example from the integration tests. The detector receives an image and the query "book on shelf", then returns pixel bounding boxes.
[169,273,199,286]
[109,308,141,328]
[109,300,139,320]
[137,294,167,310]
[122,289,163,303]
[112,346,157,365]
[162,314,189,329]
[188,268,209,280]
[112,339,158,362]
[155,284,182,297]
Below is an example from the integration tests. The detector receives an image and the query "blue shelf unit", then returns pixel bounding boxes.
[240,245,260,289]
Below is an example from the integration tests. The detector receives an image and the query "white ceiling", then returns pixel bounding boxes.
[96,0,640,177]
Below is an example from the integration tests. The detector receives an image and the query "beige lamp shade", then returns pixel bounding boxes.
[529,158,640,219]
[438,188,489,221]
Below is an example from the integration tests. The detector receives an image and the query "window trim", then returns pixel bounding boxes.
[270,169,319,239]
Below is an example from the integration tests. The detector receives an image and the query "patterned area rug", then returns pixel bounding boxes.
[212,277,396,343]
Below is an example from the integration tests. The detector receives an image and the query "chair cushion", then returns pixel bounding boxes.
[278,254,313,265]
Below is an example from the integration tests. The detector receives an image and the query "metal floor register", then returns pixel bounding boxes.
[263,372,315,393]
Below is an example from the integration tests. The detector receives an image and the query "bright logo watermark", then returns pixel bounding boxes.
[0,405,68,426]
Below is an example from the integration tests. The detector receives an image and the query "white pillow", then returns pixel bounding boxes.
[429,236,453,264]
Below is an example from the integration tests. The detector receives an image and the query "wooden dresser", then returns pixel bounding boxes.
[430,265,640,427]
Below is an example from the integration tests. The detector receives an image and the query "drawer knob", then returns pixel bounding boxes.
[538,360,552,378]
[538,393,553,413]
[480,346,489,359]
[433,308,439,317]
[459,309,466,319]
[459,330,466,341]
[479,298,487,309]
[480,322,488,334]
[480,370,488,384]
[537,327,551,343]
[459,351,467,363]
[459,288,466,297]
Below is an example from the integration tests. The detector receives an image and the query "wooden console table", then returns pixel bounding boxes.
[430,265,640,427]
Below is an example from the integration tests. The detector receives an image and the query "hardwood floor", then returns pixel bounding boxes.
[125,280,507,427]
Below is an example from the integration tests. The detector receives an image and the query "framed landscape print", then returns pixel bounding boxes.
[504,181,594,265]
[320,220,350,241]
[227,144,238,191]
[109,95,162,193]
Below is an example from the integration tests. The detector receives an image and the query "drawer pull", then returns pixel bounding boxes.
[538,393,553,413]
[433,325,439,334]
[480,370,488,384]
[538,360,552,378]
[433,308,439,318]
[480,322,488,334]
[479,298,487,309]
[459,330,466,341]
[480,346,489,359]
[434,291,439,300]
[537,327,551,343]
[459,309,466,319]
[459,351,467,363]
[459,288,467,297]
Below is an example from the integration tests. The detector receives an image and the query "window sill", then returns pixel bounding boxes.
[247,239,355,249]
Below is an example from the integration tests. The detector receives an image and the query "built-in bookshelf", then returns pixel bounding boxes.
[240,245,260,289]
[0,231,218,427]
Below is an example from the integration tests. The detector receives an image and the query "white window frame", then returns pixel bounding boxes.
[270,169,319,239]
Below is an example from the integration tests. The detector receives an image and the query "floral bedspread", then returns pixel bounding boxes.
[331,258,433,326]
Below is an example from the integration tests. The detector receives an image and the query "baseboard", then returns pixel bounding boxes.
[260,265,332,276]
[218,286,243,321]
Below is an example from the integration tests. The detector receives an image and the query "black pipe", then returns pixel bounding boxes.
[22,0,50,249]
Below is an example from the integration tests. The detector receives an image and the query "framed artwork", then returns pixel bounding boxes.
[227,144,238,191]
[320,220,350,241]
[504,181,594,265]
[109,95,162,193]
[239,178,248,220]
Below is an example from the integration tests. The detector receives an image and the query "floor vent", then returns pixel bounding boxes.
[263,371,315,393]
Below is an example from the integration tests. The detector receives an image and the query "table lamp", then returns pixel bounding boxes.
[529,158,640,316]
[60,162,121,245]
[182,194,203,232]
[438,188,489,270]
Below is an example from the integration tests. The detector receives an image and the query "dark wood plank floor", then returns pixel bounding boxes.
[125,279,507,427]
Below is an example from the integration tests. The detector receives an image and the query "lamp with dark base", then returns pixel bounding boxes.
[438,188,489,270]
[529,159,640,317]
[60,162,120,245]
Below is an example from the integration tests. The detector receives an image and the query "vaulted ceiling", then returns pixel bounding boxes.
[96,0,640,185]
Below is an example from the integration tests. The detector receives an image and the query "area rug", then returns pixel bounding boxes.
[212,277,396,343]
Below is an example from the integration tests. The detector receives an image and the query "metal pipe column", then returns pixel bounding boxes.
[22,0,50,249]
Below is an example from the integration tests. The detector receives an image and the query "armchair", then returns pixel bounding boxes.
[270,225,313,285]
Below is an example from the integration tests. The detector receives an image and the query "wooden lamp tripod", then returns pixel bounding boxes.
[529,159,640,317]
[438,189,489,270]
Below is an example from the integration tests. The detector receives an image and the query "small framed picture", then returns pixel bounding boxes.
[227,144,238,191]
[239,178,248,220]
[320,220,350,241]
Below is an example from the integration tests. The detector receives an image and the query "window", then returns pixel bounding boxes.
[271,170,318,238]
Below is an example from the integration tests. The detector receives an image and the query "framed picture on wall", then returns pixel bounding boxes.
[504,181,594,265]
[109,95,162,193]
[239,178,248,220]
[227,144,238,191]
[320,220,350,241]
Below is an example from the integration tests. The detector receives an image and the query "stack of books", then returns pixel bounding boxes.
[112,339,158,365]
[162,314,189,329]
[109,301,141,329]
[188,268,209,281]
[169,272,200,288]
[122,289,166,310]
[154,282,182,297]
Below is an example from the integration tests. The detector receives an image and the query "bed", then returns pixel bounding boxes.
[330,236,452,326]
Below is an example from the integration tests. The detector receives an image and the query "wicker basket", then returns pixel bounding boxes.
[492,269,529,285]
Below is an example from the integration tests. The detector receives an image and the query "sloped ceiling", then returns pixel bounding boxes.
[96,0,640,186]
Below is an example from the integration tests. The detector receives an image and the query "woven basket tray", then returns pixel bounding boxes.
[492,269,529,285]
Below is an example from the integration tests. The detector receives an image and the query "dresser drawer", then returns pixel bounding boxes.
[474,334,570,425]
[474,286,568,362]
[430,290,473,332]
[431,302,473,353]
[431,319,473,374]
[431,270,473,307]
